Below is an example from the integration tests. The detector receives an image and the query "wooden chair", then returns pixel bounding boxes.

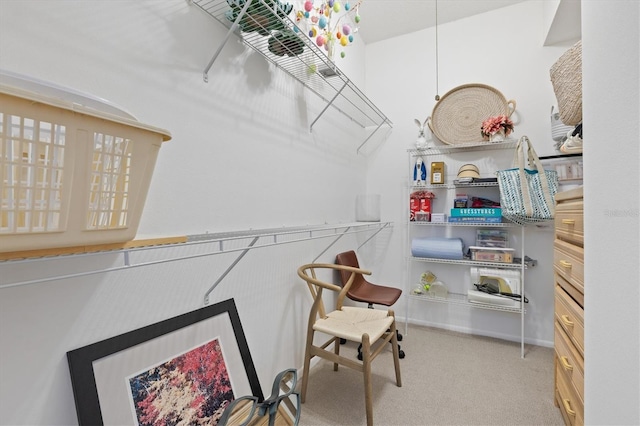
[335,250,405,359]
[297,263,402,426]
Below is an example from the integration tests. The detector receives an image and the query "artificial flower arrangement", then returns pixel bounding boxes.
[481,115,514,140]
[295,0,363,60]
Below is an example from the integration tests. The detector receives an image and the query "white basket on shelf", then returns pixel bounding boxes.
[0,71,171,253]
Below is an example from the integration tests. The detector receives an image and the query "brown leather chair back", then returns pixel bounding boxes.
[335,250,402,307]
[335,250,365,292]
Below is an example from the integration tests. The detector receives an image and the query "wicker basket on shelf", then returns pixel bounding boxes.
[550,40,582,126]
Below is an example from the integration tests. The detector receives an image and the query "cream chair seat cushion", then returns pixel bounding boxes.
[313,306,394,343]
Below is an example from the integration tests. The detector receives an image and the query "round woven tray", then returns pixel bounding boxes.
[428,84,516,145]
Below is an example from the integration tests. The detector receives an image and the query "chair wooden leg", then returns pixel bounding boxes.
[389,315,402,387]
[361,333,374,426]
[333,336,340,371]
[301,329,315,403]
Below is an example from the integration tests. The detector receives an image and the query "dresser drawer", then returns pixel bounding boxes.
[555,200,584,246]
[554,239,584,295]
[555,359,584,426]
[554,186,584,426]
[555,285,584,357]
[555,321,584,403]
[556,273,584,308]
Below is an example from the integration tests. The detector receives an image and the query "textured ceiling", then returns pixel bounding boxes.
[355,0,530,44]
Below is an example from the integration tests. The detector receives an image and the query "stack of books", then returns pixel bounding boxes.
[448,207,502,223]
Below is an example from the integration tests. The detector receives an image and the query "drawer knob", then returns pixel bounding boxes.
[562,219,576,225]
[562,398,577,417]
[559,260,572,268]
[561,314,574,327]
[560,356,574,371]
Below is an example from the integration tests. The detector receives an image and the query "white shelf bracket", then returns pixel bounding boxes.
[356,120,386,154]
[312,226,351,263]
[357,222,390,249]
[309,79,348,133]
[203,235,260,306]
[202,0,254,82]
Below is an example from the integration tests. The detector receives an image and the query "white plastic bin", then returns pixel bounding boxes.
[355,194,381,222]
[0,71,171,253]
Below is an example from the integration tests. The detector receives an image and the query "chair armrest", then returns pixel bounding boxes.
[298,263,372,310]
[297,263,371,290]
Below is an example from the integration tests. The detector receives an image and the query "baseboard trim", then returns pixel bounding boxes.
[396,316,553,348]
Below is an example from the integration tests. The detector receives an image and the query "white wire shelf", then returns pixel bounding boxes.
[410,221,518,228]
[0,222,393,298]
[408,139,517,156]
[408,291,525,314]
[410,182,499,190]
[409,256,526,269]
[191,0,392,151]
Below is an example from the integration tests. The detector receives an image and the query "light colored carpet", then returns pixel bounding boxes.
[298,324,564,426]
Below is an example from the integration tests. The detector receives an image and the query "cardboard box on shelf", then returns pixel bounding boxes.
[469,246,514,263]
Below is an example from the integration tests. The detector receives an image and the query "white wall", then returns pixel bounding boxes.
[0,229,390,425]
[365,1,572,347]
[2,0,638,424]
[365,2,640,423]
[0,1,382,424]
[0,0,372,237]
[582,1,640,424]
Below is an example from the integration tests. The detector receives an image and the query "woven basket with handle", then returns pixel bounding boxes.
[550,40,582,126]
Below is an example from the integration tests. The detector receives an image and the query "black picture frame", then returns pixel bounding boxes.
[67,298,263,425]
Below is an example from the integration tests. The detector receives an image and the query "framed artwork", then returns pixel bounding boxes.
[67,298,263,425]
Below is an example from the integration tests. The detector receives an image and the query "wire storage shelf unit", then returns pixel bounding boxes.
[405,138,530,357]
[191,0,392,150]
